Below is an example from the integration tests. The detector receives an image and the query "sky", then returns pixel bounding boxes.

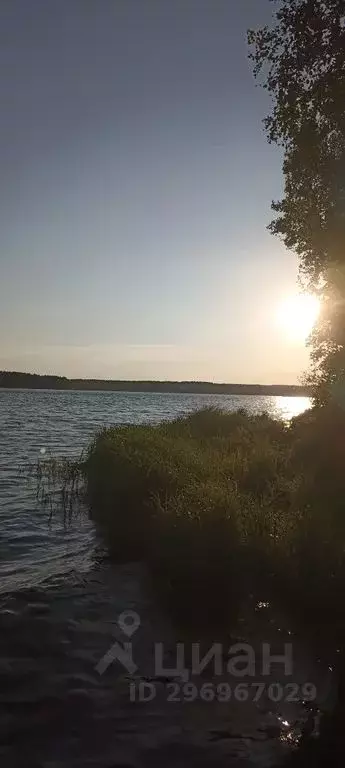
[0,0,309,384]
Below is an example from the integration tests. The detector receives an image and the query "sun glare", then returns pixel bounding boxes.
[277,293,320,342]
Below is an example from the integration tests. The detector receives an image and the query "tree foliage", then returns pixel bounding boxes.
[248,0,345,403]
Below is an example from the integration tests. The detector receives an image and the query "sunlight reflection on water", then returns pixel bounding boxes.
[274,396,311,421]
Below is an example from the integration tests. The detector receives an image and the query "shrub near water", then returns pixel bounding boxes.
[85,408,297,627]
[39,405,345,636]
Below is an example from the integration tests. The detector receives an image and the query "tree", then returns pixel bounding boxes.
[248,0,345,403]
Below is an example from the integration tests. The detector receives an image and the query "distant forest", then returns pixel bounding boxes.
[0,371,309,397]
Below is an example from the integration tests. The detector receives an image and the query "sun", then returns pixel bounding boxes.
[277,293,320,342]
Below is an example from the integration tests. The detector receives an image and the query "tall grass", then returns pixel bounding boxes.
[34,405,345,636]
[82,409,291,627]
[82,405,345,638]
[28,454,86,525]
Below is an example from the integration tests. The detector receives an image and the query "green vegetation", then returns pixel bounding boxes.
[81,406,345,640]
[248,0,345,404]
[248,4,345,759]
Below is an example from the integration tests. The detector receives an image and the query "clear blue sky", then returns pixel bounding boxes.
[0,0,308,383]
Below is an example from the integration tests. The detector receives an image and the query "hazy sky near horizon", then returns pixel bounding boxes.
[0,0,309,384]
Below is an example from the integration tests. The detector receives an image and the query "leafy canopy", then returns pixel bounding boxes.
[248,0,345,403]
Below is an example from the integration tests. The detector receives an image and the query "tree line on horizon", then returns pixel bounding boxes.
[0,370,308,396]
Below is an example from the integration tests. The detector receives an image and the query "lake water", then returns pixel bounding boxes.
[2,389,325,767]
[0,389,311,592]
